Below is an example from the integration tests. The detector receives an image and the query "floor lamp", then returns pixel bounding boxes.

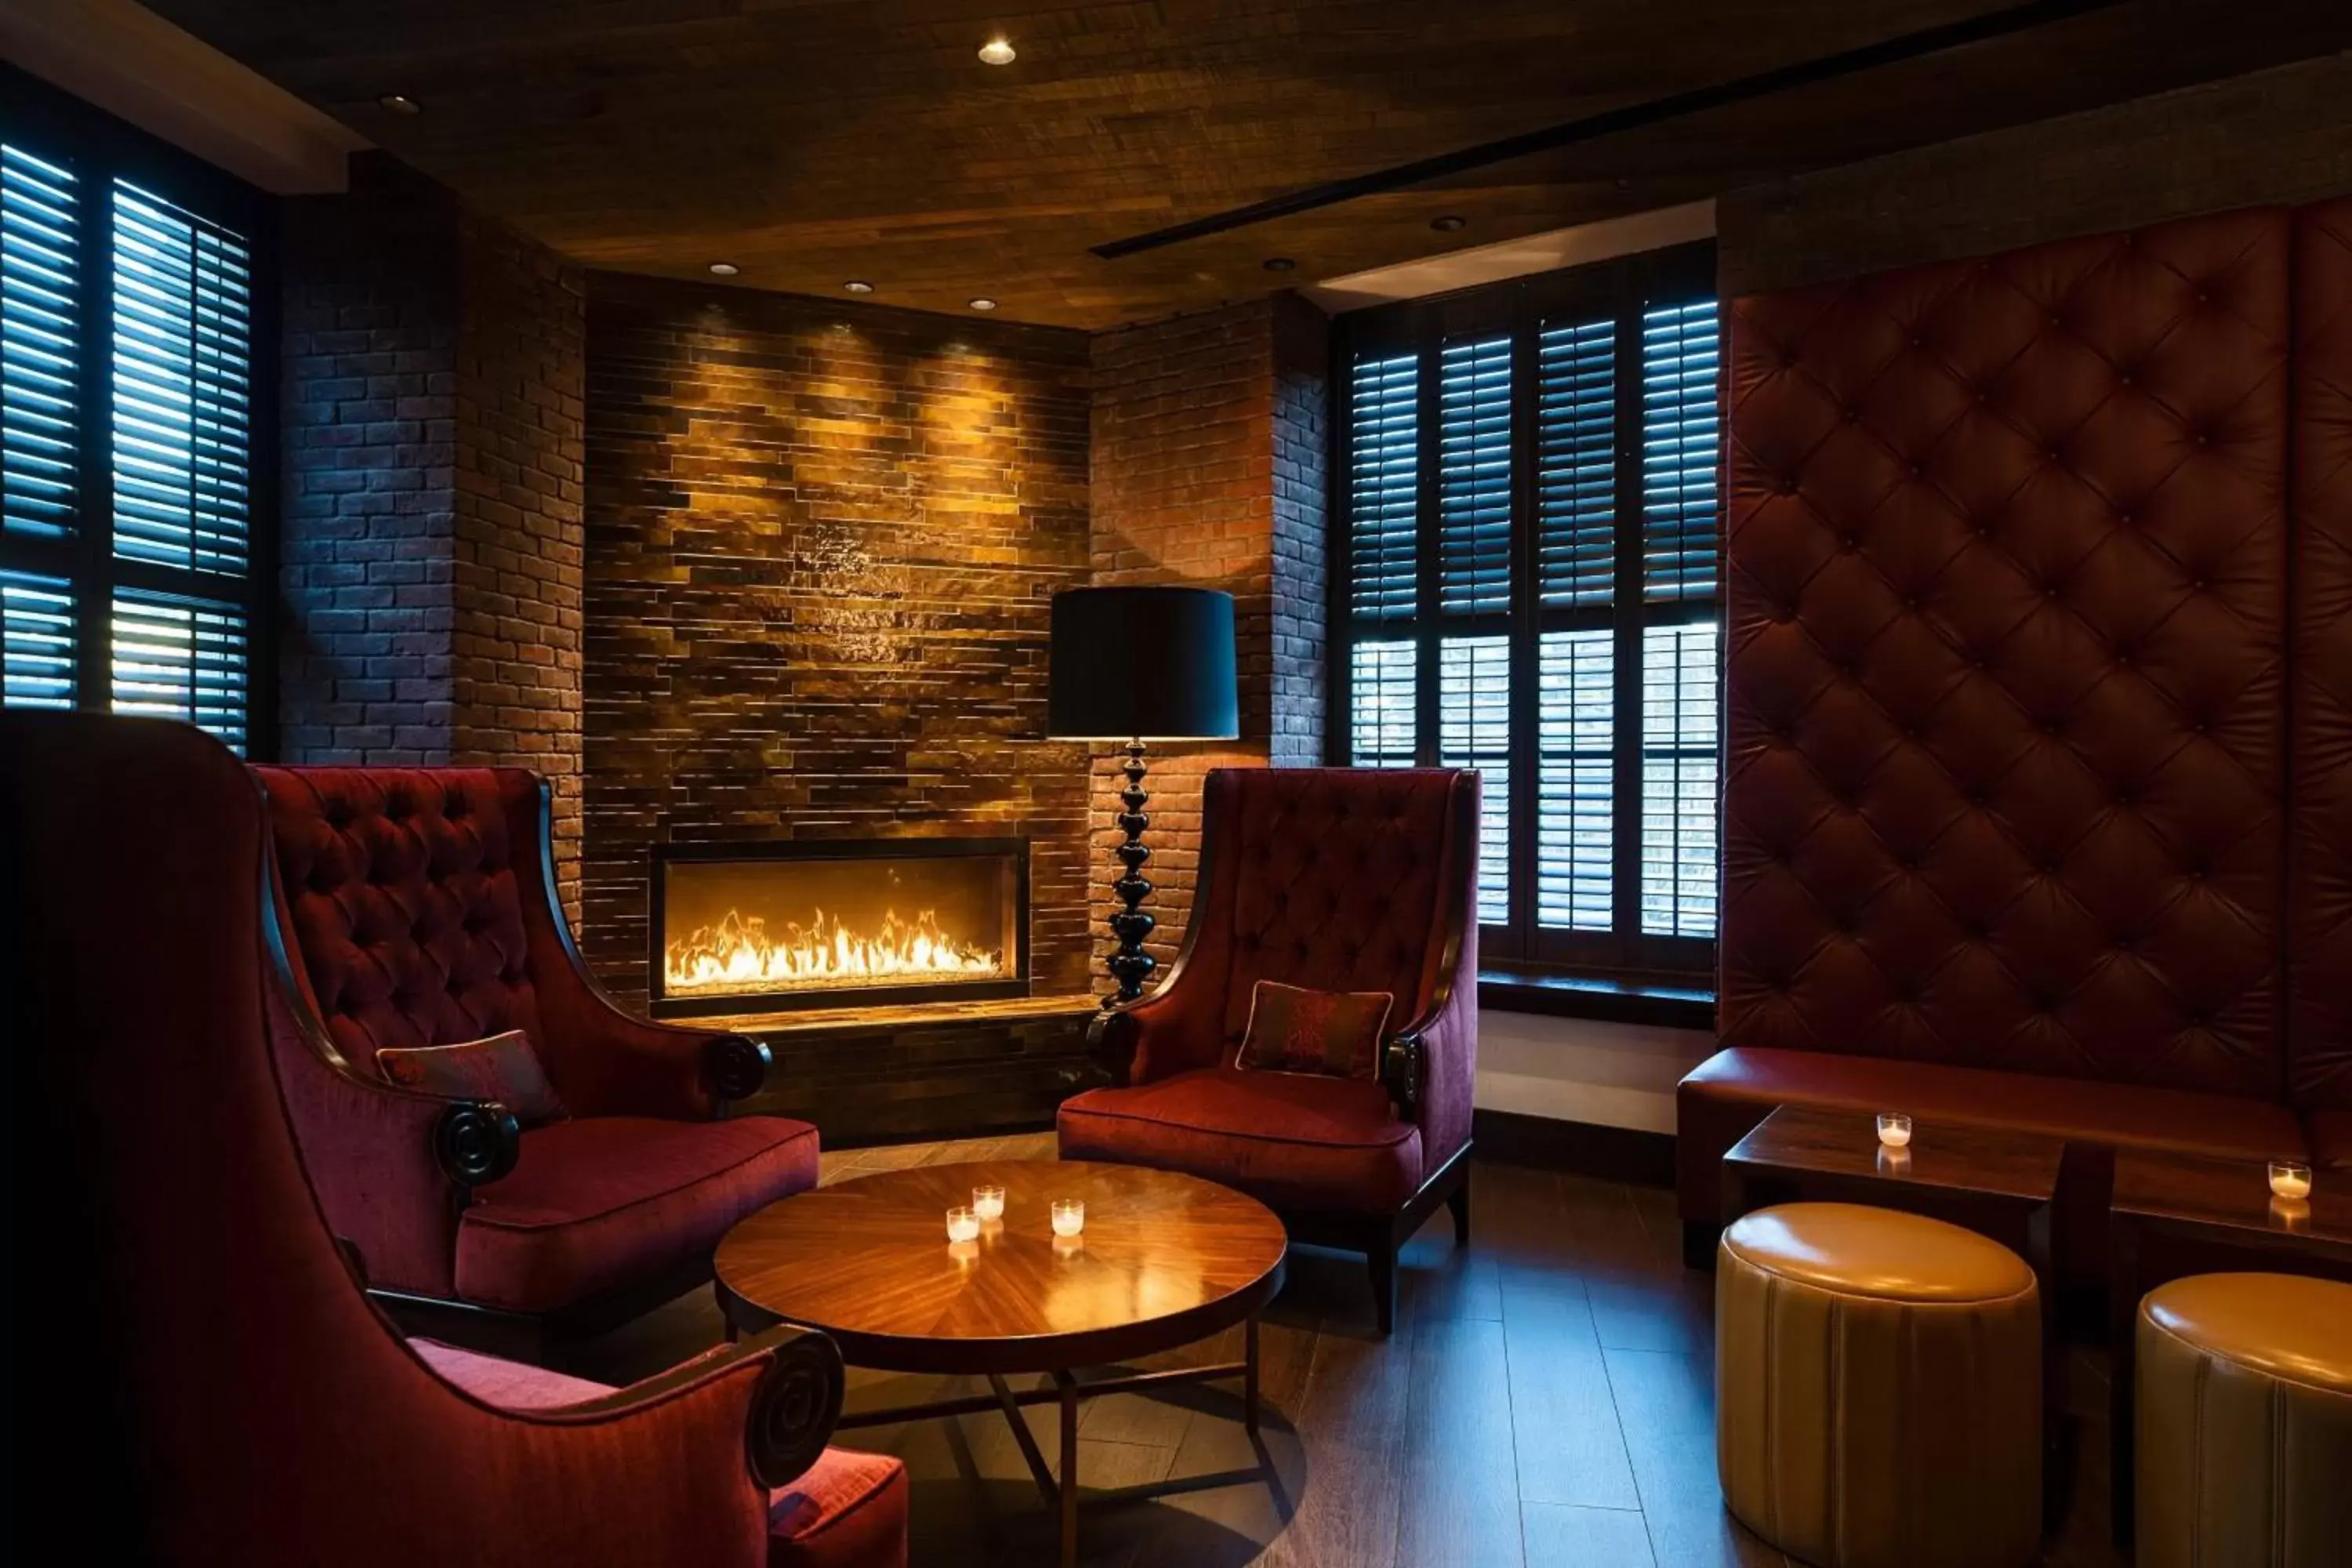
[1047,586,1239,1009]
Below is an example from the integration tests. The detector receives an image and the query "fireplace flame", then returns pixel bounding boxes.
[664,906,1002,998]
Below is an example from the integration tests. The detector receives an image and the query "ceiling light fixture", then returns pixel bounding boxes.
[1261,257,1297,272]
[707,262,740,277]
[1430,215,1467,232]
[378,94,421,115]
[967,297,1000,312]
[978,38,1017,65]
[843,279,876,294]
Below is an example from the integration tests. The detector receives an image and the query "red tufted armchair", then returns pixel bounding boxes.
[8,712,906,1568]
[252,763,818,1360]
[1058,768,1480,1334]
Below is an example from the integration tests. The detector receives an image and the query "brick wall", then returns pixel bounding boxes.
[1719,52,2352,297]
[278,154,588,906]
[1085,294,1330,978]
[452,220,587,898]
[581,271,1094,1011]
[279,157,460,764]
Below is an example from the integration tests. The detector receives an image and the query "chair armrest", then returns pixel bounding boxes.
[1381,1028,1425,1118]
[531,1323,846,1490]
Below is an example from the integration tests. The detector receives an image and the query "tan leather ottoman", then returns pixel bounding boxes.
[1715,1203,2041,1568]
[2136,1272,2352,1567]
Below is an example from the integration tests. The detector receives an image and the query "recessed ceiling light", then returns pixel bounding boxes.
[1430,215,1467,233]
[707,262,740,277]
[967,297,1000,312]
[978,38,1017,66]
[378,93,421,115]
[843,280,876,294]
[1261,256,1297,273]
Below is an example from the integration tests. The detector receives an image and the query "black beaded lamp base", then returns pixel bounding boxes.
[1104,740,1156,1008]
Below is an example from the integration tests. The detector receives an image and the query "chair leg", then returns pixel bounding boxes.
[1446,1174,1472,1248]
[1369,1240,1397,1337]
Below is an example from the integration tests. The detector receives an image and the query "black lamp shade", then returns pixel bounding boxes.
[1047,586,1239,741]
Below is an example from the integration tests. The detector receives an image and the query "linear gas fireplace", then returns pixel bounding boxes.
[648,839,1029,1017]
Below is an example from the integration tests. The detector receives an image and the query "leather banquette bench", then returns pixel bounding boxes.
[1680,195,2352,1272]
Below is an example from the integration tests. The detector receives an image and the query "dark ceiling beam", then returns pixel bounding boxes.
[1090,0,2130,260]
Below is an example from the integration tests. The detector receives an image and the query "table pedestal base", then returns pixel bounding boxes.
[833,1317,1266,1568]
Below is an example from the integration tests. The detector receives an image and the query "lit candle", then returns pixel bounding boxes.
[946,1206,980,1244]
[1876,1112,1913,1149]
[973,1185,1006,1221]
[1051,1198,1086,1238]
[2268,1162,2314,1201]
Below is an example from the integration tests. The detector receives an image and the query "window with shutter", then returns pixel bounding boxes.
[1535,318,1613,608]
[2,568,75,707]
[1439,634,1511,923]
[1347,351,1417,622]
[1333,240,1720,985]
[1,77,270,753]
[111,587,249,752]
[3,145,78,544]
[111,182,252,575]
[1437,335,1512,615]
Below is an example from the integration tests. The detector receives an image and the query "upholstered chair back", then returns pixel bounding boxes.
[1175,767,1478,1059]
[253,768,549,1071]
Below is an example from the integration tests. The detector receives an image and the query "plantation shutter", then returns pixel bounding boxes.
[1534,317,1615,608]
[1639,300,1719,601]
[1347,350,1417,621]
[1438,634,1511,922]
[1536,628,1613,931]
[1349,639,1417,768]
[2,143,78,543]
[109,180,252,574]
[111,586,249,753]
[1436,335,1512,614]
[2,568,76,707]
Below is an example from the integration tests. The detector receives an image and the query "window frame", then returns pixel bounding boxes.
[1326,239,1720,987]
[1,65,278,756]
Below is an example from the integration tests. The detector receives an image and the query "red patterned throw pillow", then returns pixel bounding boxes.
[376,1029,567,1127]
[1235,980,1394,1081]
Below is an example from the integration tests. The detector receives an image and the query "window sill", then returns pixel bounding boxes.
[1476,968,1715,1031]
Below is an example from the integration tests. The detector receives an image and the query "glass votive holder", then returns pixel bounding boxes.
[2268,1161,2314,1201]
[946,1206,981,1244]
[1050,1198,1086,1238]
[973,1185,1007,1221]
[1876,1112,1914,1149]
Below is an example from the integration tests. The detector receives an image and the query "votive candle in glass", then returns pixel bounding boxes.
[1051,1198,1086,1238]
[1876,1112,1914,1149]
[973,1185,1007,1221]
[2269,1161,2314,1201]
[946,1206,981,1244]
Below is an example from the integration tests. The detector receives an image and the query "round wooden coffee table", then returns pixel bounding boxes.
[716,1160,1287,1568]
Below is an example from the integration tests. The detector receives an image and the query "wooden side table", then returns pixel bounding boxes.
[1721,1106,2068,1523]
[2106,1151,2352,1547]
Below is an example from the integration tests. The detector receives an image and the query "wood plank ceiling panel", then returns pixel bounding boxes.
[144,0,2351,325]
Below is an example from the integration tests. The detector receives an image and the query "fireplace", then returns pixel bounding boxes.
[648,839,1029,1017]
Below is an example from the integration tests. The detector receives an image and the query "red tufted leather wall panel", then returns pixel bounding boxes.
[2290,195,2352,1114]
[1721,207,2292,1098]
[256,768,546,1070]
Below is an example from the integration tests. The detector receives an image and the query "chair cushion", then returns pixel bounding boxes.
[1236,980,1392,1080]
[2308,1108,2352,1171]
[376,1029,568,1126]
[457,1115,819,1313]
[1058,1066,1421,1213]
[412,1339,910,1568]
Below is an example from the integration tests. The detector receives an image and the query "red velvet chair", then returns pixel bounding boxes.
[1058,767,1480,1334]
[250,762,818,1361]
[6,711,906,1567]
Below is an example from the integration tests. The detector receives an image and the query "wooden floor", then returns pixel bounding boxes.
[575,1136,2129,1568]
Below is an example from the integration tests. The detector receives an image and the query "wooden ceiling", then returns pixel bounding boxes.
[143,0,2350,328]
